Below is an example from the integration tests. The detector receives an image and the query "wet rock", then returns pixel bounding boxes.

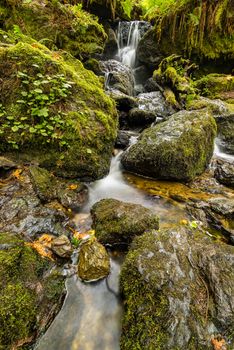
[215,113,234,154]
[0,169,71,240]
[208,197,234,218]
[115,130,139,149]
[186,97,229,117]
[0,232,65,349]
[134,65,152,86]
[100,59,135,95]
[214,160,234,188]
[128,91,175,127]
[30,166,88,210]
[77,240,110,282]
[103,28,118,59]
[120,227,234,349]
[122,109,217,181]
[117,21,151,47]
[143,77,163,93]
[51,235,73,258]
[137,28,163,66]
[91,199,159,245]
[109,89,137,111]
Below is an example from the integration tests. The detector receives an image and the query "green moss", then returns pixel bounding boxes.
[0,232,58,349]
[3,1,106,59]
[149,0,234,63]
[194,74,234,99]
[0,40,117,179]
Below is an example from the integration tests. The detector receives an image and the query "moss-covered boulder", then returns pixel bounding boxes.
[0,40,117,179]
[91,199,159,245]
[120,227,234,349]
[122,109,217,181]
[215,113,234,154]
[0,232,65,349]
[77,239,110,282]
[3,0,106,59]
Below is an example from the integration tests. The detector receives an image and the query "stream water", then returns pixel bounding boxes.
[35,21,234,350]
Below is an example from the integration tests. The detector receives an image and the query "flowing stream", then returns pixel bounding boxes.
[35,21,234,350]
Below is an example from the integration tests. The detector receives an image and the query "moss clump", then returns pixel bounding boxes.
[91,198,159,245]
[153,55,197,107]
[0,232,64,349]
[0,40,117,179]
[3,1,106,59]
[122,109,217,181]
[194,74,234,99]
[153,0,234,63]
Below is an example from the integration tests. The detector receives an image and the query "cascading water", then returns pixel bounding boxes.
[117,21,141,69]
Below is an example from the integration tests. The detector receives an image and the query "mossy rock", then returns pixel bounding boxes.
[3,0,107,59]
[77,239,110,282]
[0,40,117,180]
[91,198,159,245]
[122,109,217,181]
[120,227,234,349]
[0,232,65,349]
[194,74,234,99]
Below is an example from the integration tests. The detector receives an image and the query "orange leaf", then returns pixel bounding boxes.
[211,337,227,350]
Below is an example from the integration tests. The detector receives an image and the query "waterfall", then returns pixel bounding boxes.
[117,21,141,69]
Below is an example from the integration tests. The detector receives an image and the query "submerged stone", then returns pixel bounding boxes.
[120,226,234,349]
[91,198,159,245]
[77,240,110,282]
[122,109,217,181]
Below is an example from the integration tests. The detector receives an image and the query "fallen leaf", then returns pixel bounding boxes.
[68,184,78,190]
[211,336,227,350]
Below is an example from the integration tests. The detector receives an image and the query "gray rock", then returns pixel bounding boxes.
[144,77,163,93]
[100,59,135,95]
[103,28,118,59]
[108,89,137,111]
[77,240,110,282]
[137,28,163,66]
[215,113,234,154]
[214,160,234,188]
[128,91,175,127]
[51,235,73,258]
[120,226,234,349]
[115,130,139,149]
[91,198,159,245]
[122,109,217,181]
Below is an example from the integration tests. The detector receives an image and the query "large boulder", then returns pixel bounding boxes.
[215,113,234,154]
[77,239,110,282]
[127,91,175,127]
[122,109,217,181]
[120,226,234,349]
[0,40,117,180]
[3,0,106,59]
[0,232,65,349]
[91,199,159,245]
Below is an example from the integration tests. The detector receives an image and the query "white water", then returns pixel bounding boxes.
[214,138,234,162]
[83,149,152,211]
[117,21,141,69]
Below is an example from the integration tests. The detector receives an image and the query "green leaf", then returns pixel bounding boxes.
[11,126,19,132]
[86,148,92,154]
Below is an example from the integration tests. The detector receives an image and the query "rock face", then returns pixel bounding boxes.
[128,91,175,127]
[214,160,234,188]
[100,59,135,95]
[0,233,65,349]
[77,240,110,282]
[115,130,139,149]
[137,28,163,66]
[120,227,234,350]
[122,109,217,181]
[0,38,117,180]
[91,199,159,245]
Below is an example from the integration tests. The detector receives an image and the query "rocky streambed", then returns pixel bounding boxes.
[0,13,234,350]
